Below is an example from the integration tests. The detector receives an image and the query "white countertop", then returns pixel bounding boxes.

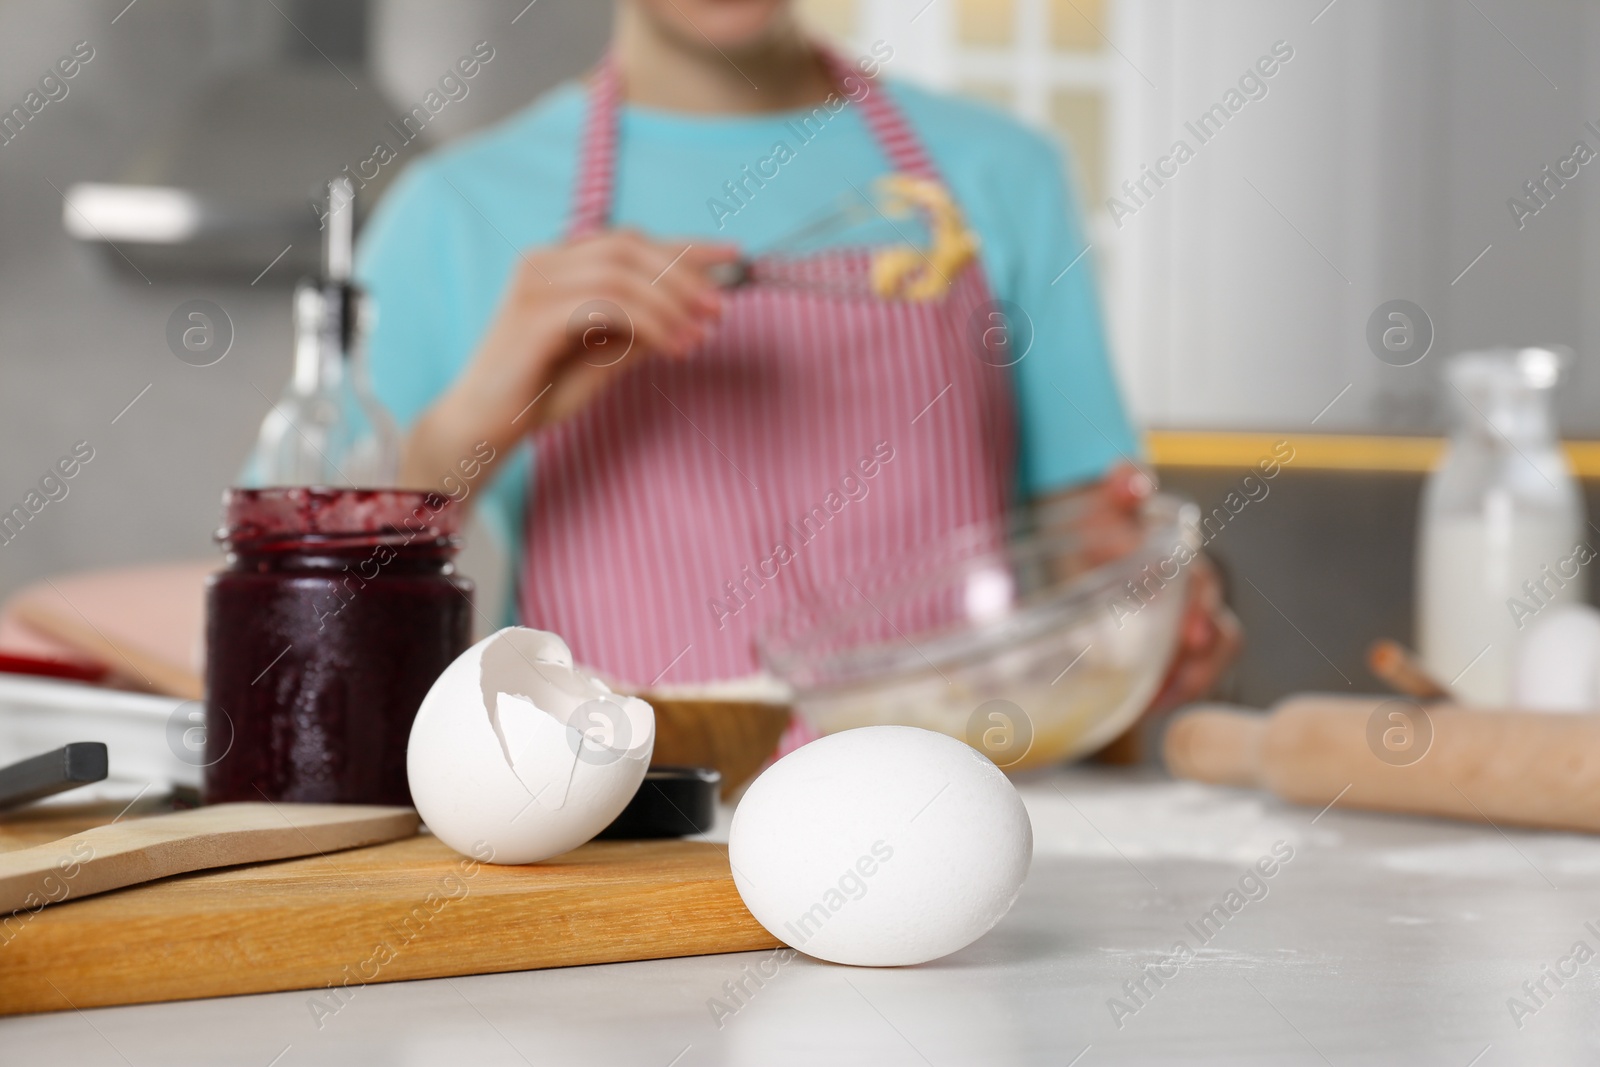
[6,767,1600,1065]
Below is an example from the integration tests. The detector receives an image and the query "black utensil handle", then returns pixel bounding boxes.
[706,260,753,289]
[0,743,109,812]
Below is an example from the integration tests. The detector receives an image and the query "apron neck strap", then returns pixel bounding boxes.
[568,53,623,239]
[568,43,943,239]
[812,44,939,181]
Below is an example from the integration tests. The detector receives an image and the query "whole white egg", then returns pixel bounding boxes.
[728,725,1032,966]
[1513,604,1600,712]
[407,627,654,864]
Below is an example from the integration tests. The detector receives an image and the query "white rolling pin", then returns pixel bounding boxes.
[1164,694,1600,834]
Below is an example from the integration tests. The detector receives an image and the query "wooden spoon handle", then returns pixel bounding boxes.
[1367,639,1453,701]
[0,802,418,914]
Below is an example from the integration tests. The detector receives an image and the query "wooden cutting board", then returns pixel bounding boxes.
[0,812,779,1016]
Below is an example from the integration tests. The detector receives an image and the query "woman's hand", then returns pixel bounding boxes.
[400,230,739,492]
[1041,462,1243,716]
[1146,548,1241,714]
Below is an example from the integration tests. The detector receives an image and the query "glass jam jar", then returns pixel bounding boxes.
[204,488,473,805]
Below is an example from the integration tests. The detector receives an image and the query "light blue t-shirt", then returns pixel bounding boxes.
[356,76,1139,586]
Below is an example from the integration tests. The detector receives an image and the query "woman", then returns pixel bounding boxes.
[358,0,1237,735]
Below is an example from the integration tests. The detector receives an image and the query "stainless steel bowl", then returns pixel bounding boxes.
[758,494,1201,770]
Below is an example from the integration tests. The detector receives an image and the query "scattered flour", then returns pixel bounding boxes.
[1376,837,1600,879]
[1096,945,1289,964]
[1017,778,1318,864]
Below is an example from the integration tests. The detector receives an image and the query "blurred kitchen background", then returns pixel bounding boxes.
[2,0,1598,705]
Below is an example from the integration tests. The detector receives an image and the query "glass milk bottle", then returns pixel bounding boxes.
[1417,348,1583,704]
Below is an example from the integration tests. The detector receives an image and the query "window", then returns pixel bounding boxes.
[798,0,1116,233]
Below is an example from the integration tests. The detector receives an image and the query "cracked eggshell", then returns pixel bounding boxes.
[407,627,655,864]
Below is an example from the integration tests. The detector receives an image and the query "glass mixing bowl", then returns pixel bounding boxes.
[758,494,1201,771]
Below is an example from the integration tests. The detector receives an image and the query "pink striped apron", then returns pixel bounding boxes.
[521,48,1018,715]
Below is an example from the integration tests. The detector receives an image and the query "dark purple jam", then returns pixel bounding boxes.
[204,487,473,805]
